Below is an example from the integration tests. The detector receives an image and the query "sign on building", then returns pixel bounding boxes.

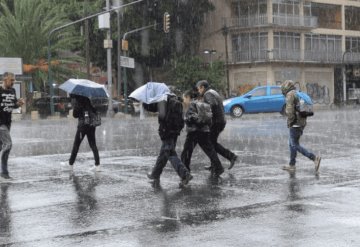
[0,57,23,75]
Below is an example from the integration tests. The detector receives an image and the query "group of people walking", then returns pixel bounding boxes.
[0,72,321,187]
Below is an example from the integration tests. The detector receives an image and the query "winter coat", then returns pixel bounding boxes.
[203,88,226,126]
[282,84,307,128]
[184,101,211,133]
[158,95,184,140]
[72,96,98,129]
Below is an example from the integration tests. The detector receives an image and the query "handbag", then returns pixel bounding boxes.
[90,111,101,127]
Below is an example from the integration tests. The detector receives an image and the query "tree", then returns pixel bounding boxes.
[0,0,81,90]
[172,56,225,94]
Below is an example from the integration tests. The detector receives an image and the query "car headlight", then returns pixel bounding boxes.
[223,99,231,106]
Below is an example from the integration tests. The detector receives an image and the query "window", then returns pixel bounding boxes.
[232,32,268,61]
[271,87,282,95]
[345,6,360,31]
[312,3,341,29]
[251,88,267,97]
[346,37,360,52]
[305,34,342,52]
[232,0,267,18]
[273,0,301,16]
[274,32,300,50]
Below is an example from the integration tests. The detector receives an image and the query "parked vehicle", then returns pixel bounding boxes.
[223,86,312,118]
[91,97,139,115]
[33,96,72,117]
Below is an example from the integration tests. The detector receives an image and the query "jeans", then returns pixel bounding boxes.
[289,127,315,166]
[181,131,223,173]
[69,126,100,166]
[0,125,12,175]
[210,122,236,161]
[151,136,189,179]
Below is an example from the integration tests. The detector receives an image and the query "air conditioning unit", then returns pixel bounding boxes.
[353,67,360,77]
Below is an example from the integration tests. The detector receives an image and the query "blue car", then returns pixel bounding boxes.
[223,85,311,118]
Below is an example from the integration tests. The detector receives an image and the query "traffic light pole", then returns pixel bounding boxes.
[47,0,144,115]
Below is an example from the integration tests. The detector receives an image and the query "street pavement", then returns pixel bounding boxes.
[1,109,360,246]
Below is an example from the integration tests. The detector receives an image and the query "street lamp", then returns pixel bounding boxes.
[203,49,217,67]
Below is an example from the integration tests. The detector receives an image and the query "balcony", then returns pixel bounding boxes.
[231,49,343,64]
[304,51,342,63]
[224,15,269,29]
[272,15,318,29]
[223,15,317,30]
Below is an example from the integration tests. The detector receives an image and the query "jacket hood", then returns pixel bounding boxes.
[281,80,296,95]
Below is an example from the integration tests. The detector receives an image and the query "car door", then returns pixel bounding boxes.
[268,86,285,112]
[243,87,268,113]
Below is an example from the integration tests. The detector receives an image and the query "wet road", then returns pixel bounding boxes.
[1,109,360,246]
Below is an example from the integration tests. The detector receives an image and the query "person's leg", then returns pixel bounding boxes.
[168,137,190,179]
[86,127,100,166]
[295,128,316,161]
[69,129,85,165]
[210,123,237,162]
[149,139,172,179]
[198,132,224,176]
[289,127,300,166]
[0,126,12,176]
[180,132,197,171]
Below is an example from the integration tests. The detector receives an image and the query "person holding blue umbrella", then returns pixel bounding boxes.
[59,79,104,171]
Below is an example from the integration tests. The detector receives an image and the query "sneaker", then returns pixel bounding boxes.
[60,162,73,171]
[90,165,101,172]
[204,165,212,171]
[212,168,224,178]
[229,155,238,170]
[179,173,193,188]
[282,165,296,171]
[147,173,159,181]
[314,156,321,172]
[0,173,12,180]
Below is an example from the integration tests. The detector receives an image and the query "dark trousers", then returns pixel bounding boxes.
[289,127,315,166]
[69,126,100,166]
[181,131,223,173]
[0,125,12,175]
[210,122,236,162]
[151,136,189,179]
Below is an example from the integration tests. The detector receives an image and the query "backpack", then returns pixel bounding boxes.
[195,101,212,126]
[295,92,314,117]
[165,95,184,133]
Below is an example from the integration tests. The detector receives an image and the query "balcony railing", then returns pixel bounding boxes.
[273,15,318,29]
[231,49,345,64]
[224,15,269,28]
[304,51,342,63]
[224,14,317,29]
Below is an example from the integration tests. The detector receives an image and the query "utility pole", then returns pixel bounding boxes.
[105,0,113,117]
[85,0,90,79]
[114,0,123,99]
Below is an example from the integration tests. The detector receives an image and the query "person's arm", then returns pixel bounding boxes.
[285,91,296,127]
[72,100,81,118]
[157,100,167,122]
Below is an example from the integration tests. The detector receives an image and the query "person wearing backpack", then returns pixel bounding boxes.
[281,80,321,172]
[196,80,238,172]
[65,94,101,171]
[181,90,224,178]
[147,94,193,187]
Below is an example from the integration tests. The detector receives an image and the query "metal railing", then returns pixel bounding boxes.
[231,49,347,64]
[273,15,318,28]
[224,15,269,28]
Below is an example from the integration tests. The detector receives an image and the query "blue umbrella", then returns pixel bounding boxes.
[129,82,170,104]
[59,79,109,98]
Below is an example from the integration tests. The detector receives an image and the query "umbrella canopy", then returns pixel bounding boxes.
[129,82,170,104]
[59,79,109,98]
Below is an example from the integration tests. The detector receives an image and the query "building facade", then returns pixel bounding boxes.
[200,0,360,104]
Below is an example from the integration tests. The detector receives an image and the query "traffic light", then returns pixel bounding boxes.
[163,12,170,33]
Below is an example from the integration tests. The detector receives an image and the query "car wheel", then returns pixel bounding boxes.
[280,105,286,116]
[231,105,243,118]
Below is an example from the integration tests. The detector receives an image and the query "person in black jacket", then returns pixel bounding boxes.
[196,80,238,171]
[147,94,193,187]
[181,90,224,178]
[0,72,24,180]
[66,94,100,171]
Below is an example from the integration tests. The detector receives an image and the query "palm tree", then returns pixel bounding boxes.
[0,0,82,90]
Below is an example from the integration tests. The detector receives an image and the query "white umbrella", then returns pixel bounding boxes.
[129,82,170,104]
[59,79,109,98]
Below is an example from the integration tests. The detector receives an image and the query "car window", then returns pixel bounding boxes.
[271,87,282,95]
[251,88,267,97]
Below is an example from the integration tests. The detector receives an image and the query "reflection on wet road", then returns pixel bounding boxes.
[1,109,360,246]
